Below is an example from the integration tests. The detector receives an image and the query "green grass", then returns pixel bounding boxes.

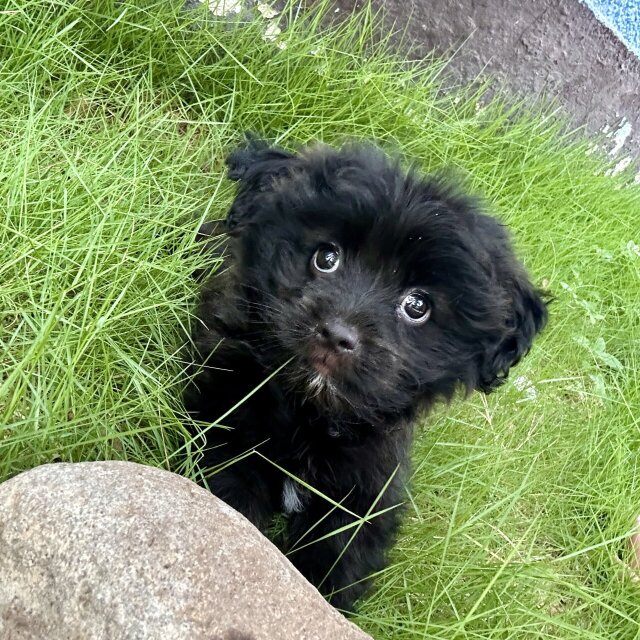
[1,1,639,637]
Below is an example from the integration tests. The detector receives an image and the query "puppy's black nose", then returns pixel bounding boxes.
[318,320,359,353]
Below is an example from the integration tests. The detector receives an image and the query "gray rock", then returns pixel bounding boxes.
[0,462,371,640]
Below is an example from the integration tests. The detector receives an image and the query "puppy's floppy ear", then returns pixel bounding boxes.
[477,276,548,393]
[224,134,296,232]
[226,133,295,181]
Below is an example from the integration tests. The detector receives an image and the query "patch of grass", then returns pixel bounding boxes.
[1,1,639,637]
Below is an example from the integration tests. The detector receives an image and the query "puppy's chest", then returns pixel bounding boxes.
[276,442,331,516]
[275,427,364,515]
[281,477,308,514]
[265,400,374,515]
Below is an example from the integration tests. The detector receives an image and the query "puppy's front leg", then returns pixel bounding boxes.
[286,486,403,612]
[203,455,280,532]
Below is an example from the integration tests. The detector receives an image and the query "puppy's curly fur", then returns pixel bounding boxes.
[185,138,547,610]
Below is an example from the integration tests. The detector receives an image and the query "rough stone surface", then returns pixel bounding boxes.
[324,0,640,160]
[0,462,371,640]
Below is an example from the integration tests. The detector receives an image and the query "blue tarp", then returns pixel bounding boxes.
[583,0,640,58]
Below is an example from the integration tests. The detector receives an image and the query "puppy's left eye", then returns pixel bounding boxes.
[312,244,341,273]
[399,291,432,324]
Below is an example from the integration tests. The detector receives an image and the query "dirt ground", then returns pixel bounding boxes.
[327,0,640,163]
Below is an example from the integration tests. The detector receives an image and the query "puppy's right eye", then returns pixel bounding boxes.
[398,290,432,324]
[312,244,341,273]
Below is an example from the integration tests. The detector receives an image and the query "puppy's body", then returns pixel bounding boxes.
[185,140,547,610]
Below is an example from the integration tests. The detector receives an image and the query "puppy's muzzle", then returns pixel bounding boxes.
[309,320,359,375]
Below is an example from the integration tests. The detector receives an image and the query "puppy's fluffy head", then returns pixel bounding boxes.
[219,138,547,423]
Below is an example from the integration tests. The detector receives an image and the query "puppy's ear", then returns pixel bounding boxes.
[226,134,295,181]
[224,134,296,232]
[477,277,548,393]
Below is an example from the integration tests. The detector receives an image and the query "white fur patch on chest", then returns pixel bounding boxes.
[281,478,305,514]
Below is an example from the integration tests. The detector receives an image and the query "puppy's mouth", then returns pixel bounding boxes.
[308,346,342,377]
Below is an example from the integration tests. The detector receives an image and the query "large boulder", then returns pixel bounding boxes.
[0,461,371,640]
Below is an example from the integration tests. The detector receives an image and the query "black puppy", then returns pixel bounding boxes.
[185,138,547,610]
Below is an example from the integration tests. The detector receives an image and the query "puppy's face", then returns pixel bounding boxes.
[222,141,547,422]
